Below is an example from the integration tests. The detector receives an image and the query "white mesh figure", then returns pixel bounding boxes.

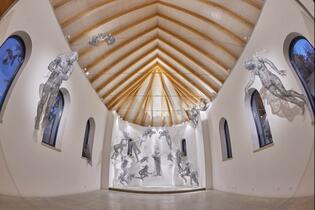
[89,33,115,46]
[35,52,78,130]
[244,56,306,111]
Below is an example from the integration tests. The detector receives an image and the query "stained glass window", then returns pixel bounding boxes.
[289,37,314,111]
[0,36,25,112]
[42,91,64,147]
[251,90,273,148]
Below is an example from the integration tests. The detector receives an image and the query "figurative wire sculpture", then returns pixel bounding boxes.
[244,56,306,112]
[179,162,199,186]
[189,107,200,128]
[89,33,116,46]
[152,148,162,176]
[35,51,78,130]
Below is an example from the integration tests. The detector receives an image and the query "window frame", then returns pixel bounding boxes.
[250,90,273,148]
[0,35,26,113]
[82,118,95,163]
[181,139,187,157]
[288,36,314,112]
[219,118,233,160]
[42,91,64,148]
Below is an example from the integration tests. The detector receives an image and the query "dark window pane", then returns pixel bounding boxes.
[181,139,187,156]
[224,120,232,158]
[42,92,64,147]
[82,119,91,159]
[251,90,273,148]
[0,36,25,111]
[289,37,315,111]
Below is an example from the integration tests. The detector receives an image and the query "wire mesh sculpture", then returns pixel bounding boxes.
[35,51,78,130]
[152,148,162,176]
[244,56,306,112]
[158,128,172,150]
[89,33,116,46]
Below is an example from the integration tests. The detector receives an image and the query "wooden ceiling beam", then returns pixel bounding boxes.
[157,13,238,59]
[158,1,245,46]
[198,0,254,27]
[106,68,154,109]
[79,15,157,57]
[157,48,216,100]
[101,58,157,100]
[85,26,156,71]
[131,70,155,123]
[52,0,71,9]
[69,1,156,43]
[94,45,157,92]
[242,0,264,10]
[61,0,115,28]
[158,35,224,88]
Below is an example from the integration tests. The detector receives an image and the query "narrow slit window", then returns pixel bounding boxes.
[82,118,95,162]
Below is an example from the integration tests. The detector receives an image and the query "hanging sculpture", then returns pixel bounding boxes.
[179,162,199,186]
[35,51,78,130]
[118,157,134,185]
[136,165,150,180]
[158,128,172,150]
[89,33,116,46]
[189,107,200,128]
[244,56,306,111]
[140,128,156,146]
[111,138,128,160]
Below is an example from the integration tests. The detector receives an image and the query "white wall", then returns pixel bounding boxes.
[0,0,109,197]
[207,0,314,198]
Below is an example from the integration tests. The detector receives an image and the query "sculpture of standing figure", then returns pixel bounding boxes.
[35,52,78,130]
[189,107,200,128]
[244,56,306,111]
[152,149,162,176]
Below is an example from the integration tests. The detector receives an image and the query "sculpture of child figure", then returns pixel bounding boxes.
[244,56,306,112]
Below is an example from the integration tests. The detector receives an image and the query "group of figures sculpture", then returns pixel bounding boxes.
[111,128,199,187]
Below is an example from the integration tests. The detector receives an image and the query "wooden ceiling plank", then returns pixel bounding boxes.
[69,1,156,44]
[198,0,254,27]
[61,0,115,28]
[158,13,238,59]
[157,49,215,100]
[91,39,157,83]
[101,59,157,100]
[79,15,157,57]
[158,1,245,46]
[52,0,72,9]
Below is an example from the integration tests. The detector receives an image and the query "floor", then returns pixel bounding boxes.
[0,190,313,210]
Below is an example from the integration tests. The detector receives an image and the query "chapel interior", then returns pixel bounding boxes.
[0,0,314,210]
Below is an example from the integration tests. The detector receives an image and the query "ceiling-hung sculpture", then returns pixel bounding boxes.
[244,56,306,112]
[35,51,78,130]
[89,33,116,46]
[51,0,265,126]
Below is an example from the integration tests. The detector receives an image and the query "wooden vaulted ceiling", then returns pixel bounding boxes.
[51,0,264,127]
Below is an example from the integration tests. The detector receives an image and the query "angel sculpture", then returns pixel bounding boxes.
[111,138,128,160]
[244,56,306,111]
[89,33,115,46]
[179,162,199,186]
[35,51,78,130]
[189,107,200,128]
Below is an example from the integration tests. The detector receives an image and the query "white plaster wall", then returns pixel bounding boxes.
[207,0,314,198]
[108,114,206,188]
[0,0,108,197]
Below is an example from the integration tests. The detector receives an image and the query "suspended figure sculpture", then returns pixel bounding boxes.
[136,165,150,180]
[89,33,116,46]
[244,56,306,111]
[35,51,78,130]
[140,128,156,146]
[111,138,128,160]
[125,132,141,162]
[118,157,134,185]
[158,128,172,150]
[152,148,162,176]
[189,107,200,128]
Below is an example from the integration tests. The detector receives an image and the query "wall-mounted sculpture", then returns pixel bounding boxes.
[111,138,128,160]
[118,157,134,185]
[140,128,156,146]
[158,128,172,150]
[35,51,78,130]
[189,107,200,128]
[152,148,162,176]
[179,162,199,186]
[89,33,115,46]
[244,56,306,112]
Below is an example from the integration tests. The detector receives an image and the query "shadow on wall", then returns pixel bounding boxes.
[260,87,304,122]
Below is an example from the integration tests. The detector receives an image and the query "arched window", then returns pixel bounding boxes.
[0,36,25,112]
[251,90,273,148]
[219,118,232,160]
[42,91,64,147]
[181,139,187,157]
[289,37,314,111]
[82,118,95,162]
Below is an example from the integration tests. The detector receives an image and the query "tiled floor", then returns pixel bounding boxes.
[0,190,313,210]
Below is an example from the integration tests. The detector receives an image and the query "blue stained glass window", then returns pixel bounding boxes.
[0,36,25,112]
[289,37,315,111]
[42,92,64,147]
